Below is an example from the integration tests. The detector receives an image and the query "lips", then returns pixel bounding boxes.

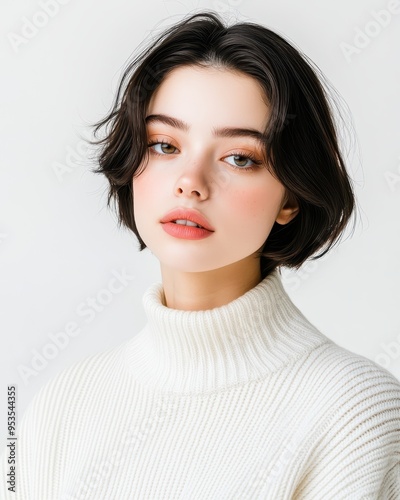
[160,207,215,232]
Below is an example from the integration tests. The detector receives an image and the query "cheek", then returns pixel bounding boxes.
[132,171,154,228]
[226,181,283,234]
[133,168,159,211]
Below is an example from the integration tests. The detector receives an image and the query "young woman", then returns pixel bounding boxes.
[2,11,400,499]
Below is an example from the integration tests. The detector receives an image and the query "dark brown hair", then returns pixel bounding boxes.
[88,11,357,279]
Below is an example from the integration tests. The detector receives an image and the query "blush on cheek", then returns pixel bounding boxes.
[234,184,285,238]
[134,172,158,202]
[237,185,276,217]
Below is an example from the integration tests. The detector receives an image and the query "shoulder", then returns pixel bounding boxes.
[328,345,400,433]
[295,343,400,497]
[306,341,400,455]
[19,340,129,429]
[307,340,400,397]
[296,340,400,441]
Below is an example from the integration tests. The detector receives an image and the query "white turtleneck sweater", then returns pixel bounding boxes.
[1,269,400,499]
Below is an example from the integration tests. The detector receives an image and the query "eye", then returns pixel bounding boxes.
[224,154,254,168]
[148,140,178,155]
[223,151,263,171]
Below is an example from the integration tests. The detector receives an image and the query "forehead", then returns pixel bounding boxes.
[146,65,270,130]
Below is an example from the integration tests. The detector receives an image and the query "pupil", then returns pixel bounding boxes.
[235,155,247,166]
[162,144,174,153]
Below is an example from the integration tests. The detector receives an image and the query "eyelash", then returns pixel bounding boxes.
[147,140,263,172]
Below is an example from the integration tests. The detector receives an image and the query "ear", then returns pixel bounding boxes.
[275,192,299,225]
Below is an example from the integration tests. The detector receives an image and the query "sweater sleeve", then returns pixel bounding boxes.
[0,360,86,500]
[294,362,400,499]
[0,393,39,500]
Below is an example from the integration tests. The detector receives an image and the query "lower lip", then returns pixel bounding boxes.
[161,222,213,239]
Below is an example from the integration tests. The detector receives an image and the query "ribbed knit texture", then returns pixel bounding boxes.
[1,268,400,499]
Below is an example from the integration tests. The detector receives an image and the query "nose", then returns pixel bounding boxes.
[175,182,206,199]
[174,149,231,200]
[174,157,211,200]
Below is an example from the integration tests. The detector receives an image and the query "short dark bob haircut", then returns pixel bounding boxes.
[89,11,357,279]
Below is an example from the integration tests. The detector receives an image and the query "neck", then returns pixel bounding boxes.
[123,268,331,394]
[159,254,262,311]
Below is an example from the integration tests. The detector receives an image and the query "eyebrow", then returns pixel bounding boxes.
[145,113,267,147]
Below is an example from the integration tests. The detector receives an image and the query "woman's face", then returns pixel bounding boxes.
[133,65,295,275]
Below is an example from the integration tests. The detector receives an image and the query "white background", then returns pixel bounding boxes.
[1,0,399,449]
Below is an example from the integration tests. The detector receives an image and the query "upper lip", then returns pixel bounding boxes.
[160,207,215,231]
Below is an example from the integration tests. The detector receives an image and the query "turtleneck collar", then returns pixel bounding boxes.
[123,268,331,395]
